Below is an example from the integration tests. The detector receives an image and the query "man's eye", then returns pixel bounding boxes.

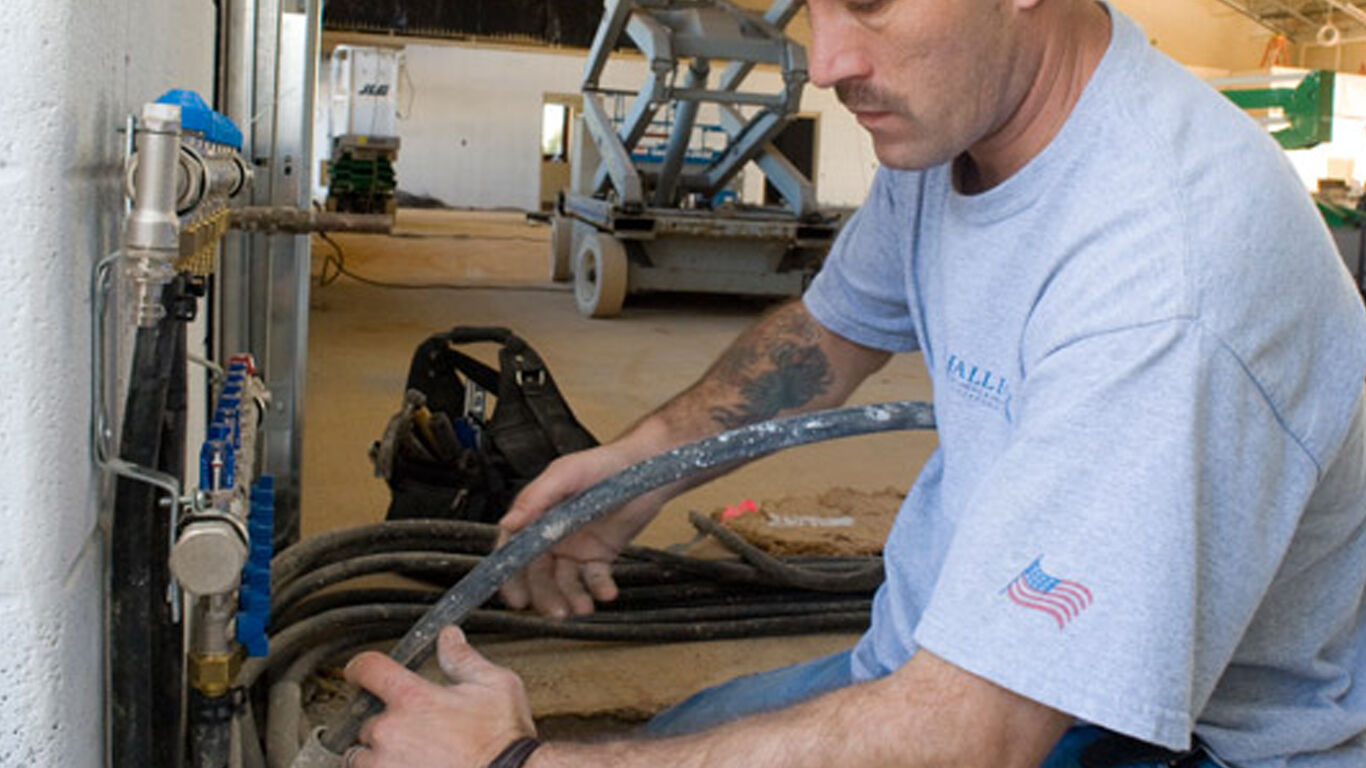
[846,0,890,13]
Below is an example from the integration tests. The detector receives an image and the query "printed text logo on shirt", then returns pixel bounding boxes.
[945,353,1011,412]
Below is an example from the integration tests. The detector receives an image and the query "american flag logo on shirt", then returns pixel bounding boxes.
[1002,557,1093,630]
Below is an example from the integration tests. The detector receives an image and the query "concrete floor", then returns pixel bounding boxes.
[299,208,937,727]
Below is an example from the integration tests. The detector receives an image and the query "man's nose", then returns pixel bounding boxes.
[806,2,872,89]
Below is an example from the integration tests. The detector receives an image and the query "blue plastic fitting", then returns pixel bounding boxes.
[237,476,276,657]
[155,89,244,150]
[199,423,235,490]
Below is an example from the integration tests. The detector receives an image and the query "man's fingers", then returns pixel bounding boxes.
[357,713,377,750]
[500,570,531,610]
[345,651,424,704]
[526,556,570,619]
[581,560,619,603]
[436,625,500,684]
[501,468,574,533]
[554,557,595,616]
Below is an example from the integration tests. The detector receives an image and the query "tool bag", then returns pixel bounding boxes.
[371,327,599,524]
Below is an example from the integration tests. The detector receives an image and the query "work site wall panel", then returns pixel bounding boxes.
[0,0,214,766]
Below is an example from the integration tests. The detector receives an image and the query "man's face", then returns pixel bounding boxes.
[807,0,1026,170]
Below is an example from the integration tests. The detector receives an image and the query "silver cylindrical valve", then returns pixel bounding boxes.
[124,102,183,327]
[175,143,251,215]
[170,517,248,596]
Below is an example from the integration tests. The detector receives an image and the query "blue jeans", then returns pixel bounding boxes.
[642,650,1223,767]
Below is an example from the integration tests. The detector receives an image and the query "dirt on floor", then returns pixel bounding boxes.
[716,486,903,557]
[298,208,938,734]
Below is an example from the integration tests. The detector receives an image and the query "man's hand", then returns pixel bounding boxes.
[496,301,890,620]
[342,627,535,768]
[498,443,666,618]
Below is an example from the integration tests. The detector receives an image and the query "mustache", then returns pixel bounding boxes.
[835,80,902,113]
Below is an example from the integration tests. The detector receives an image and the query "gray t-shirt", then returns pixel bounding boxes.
[804,8,1366,767]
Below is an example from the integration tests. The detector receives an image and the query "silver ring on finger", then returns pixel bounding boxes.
[344,745,367,768]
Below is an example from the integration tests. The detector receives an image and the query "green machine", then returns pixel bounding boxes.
[326,134,399,215]
[1220,70,1335,151]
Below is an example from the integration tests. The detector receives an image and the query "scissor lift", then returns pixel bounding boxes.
[550,0,839,317]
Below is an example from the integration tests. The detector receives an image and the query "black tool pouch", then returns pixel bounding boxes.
[374,326,598,524]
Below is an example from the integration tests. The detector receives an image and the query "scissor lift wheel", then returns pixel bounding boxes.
[549,215,573,282]
[573,231,628,318]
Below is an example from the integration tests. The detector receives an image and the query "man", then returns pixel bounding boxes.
[344,0,1366,765]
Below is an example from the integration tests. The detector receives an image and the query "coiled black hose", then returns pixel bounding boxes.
[271,552,484,623]
[686,511,885,591]
[272,520,497,593]
[312,400,935,756]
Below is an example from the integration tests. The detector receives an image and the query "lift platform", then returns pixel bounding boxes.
[551,0,840,317]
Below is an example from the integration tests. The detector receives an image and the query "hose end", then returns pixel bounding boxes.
[290,728,345,768]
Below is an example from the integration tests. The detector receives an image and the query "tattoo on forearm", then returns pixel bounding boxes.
[707,310,834,429]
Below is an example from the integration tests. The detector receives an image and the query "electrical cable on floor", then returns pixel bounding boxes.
[314,230,570,293]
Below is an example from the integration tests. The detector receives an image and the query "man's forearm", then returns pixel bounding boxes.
[525,651,1068,768]
[628,301,891,452]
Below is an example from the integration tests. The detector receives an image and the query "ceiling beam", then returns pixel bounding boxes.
[1210,0,1301,38]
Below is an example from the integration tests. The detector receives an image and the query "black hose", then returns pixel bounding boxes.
[188,690,233,768]
[317,401,935,754]
[271,551,484,622]
[241,605,427,690]
[620,545,773,584]
[573,599,872,625]
[267,523,887,644]
[461,609,870,642]
[271,520,498,593]
[608,581,783,607]
[608,581,868,608]
[688,511,885,592]
[275,587,444,629]
[269,553,718,624]
[272,586,871,634]
[110,281,188,768]
[160,316,190,768]
[270,522,883,625]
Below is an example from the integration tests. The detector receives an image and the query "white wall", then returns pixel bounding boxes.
[1111,0,1273,72]
[387,43,876,210]
[0,0,213,765]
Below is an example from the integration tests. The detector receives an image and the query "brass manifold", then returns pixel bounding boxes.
[188,648,244,698]
[176,206,232,278]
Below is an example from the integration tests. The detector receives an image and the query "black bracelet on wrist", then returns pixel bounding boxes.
[485,736,543,768]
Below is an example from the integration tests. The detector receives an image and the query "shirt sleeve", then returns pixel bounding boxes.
[803,168,920,353]
[911,318,1320,750]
